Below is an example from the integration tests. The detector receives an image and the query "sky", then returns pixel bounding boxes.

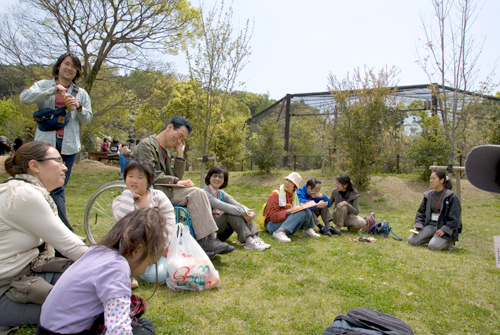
[1,0,499,100]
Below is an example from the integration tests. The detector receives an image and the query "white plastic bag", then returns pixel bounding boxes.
[140,256,168,284]
[166,223,220,291]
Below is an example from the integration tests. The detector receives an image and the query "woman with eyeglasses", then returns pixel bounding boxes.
[204,166,271,251]
[0,141,87,330]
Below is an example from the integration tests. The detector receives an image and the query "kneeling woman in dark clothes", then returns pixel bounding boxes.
[408,170,462,250]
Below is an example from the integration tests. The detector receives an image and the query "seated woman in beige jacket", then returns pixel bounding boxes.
[0,141,87,330]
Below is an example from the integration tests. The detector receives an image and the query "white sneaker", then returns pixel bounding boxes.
[302,228,321,238]
[253,236,271,249]
[244,237,267,251]
[273,231,291,243]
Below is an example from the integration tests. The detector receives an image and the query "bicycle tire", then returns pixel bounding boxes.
[83,180,126,244]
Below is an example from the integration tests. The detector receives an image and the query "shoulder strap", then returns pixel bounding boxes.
[219,190,224,201]
[2,177,31,184]
[389,229,402,241]
[71,84,79,97]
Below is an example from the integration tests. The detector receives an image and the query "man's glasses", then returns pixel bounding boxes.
[37,157,65,165]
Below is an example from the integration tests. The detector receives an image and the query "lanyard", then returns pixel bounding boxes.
[157,138,168,162]
[433,190,445,212]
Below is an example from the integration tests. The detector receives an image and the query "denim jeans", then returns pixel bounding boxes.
[50,137,78,231]
[266,209,315,236]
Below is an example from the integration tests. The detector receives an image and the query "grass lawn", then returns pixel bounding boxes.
[2,159,500,335]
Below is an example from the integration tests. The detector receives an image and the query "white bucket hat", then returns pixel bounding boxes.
[465,145,500,194]
[284,172,302,189]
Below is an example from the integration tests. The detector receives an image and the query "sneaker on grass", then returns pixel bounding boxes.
[273,231,291,243]
[302,228,321,238]
[253,236,271,249]
[244,237,267,251]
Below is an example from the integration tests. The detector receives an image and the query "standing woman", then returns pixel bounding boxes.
[408,170,461,250]
[329,174,366,234]
[204,166,270,251]
[0,142,87,330]
[20,53,93,231]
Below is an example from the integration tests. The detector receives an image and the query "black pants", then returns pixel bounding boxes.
[37,315,155,335]
[0,143,10,155]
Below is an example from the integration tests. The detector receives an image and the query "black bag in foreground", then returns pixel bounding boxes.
[323,307,414,335]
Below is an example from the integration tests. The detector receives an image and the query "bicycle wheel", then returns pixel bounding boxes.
[84,181,126,244]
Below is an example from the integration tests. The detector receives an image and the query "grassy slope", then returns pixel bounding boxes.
[3,161,500,335]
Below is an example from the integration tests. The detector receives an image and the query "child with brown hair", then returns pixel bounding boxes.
[37,208,168,335]
[112,158,175,287]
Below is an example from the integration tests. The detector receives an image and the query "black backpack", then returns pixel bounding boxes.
[323,307,414,335]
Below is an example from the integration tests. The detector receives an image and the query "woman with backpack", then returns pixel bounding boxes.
[408,169,462,250]
[329,174,366,234]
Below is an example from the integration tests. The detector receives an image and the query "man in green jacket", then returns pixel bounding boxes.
[131,116,234,257]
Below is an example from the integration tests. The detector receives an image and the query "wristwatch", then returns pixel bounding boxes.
[173,177,179,184]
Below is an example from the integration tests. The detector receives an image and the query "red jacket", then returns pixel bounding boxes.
[265,188,294,223]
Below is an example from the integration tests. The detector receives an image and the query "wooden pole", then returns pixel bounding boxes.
[429,165,464,203]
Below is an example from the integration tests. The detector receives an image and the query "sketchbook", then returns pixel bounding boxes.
[291,200,317,213]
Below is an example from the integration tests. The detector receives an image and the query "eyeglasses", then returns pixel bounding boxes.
[211,174,225,180]
[175,129,187,141]
[37,157,65,165]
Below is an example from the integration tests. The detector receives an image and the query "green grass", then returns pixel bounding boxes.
[3,165,500,334]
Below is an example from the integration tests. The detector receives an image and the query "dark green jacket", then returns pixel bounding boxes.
[131,134,185,197]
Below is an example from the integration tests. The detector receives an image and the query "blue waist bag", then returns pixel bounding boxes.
[33,107,70,132]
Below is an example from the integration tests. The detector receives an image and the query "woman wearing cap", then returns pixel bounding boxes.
[0,141,87,329]
[264,172,320,242]
[329,174,366,234]
[408,169,462,250]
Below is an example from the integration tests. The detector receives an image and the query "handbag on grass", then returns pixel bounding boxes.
[166,222,220,291]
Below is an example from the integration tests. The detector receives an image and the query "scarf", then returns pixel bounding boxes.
[207,185,223,218]
[278,184,299,207]
[3,174,58,261]
[3,174,58,216]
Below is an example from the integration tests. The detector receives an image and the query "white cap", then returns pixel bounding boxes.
[284,172,302,189]
[465,145,500,193]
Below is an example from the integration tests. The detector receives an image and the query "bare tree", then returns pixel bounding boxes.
[184,0,252,182]
[0,0,200,94]
[416,0,496,164]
